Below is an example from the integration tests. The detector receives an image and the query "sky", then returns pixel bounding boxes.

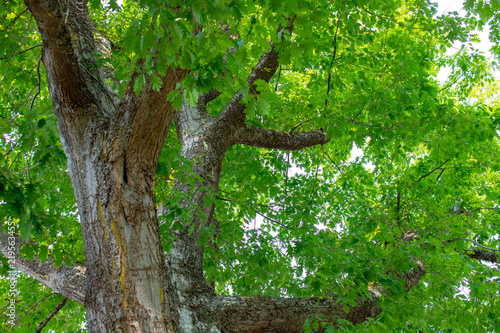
[436,0,499,81]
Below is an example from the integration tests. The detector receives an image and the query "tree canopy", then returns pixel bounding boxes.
[0,0,499,332]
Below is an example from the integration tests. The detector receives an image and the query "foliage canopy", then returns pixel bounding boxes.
[0,0,499,331]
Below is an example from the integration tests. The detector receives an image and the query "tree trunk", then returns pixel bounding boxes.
[67,119,172,332]
[23,0,188,331]
[160,97,230,332]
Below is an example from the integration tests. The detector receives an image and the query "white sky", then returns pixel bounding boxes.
[436,0,499,81]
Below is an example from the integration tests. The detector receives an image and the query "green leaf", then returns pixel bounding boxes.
[38,245,49,262]
[150,73,162,92]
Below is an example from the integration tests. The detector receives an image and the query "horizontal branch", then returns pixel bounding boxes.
[446,238,500,252]
[200,262,425,332]
[344,118,407,130]
[467,249,499,264]
[0,232,85,304]
[233,124,330,150]
[443,238,499,264]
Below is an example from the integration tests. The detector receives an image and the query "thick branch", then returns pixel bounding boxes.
[467,249,499,264]
[114,62,189,169]
[200,295,380,333]
[442,238,499,264]
[199,262,425,332]
[199,89,223,105]
[233,124,330,150]
[0,232,85,304]
[25,0,114,117]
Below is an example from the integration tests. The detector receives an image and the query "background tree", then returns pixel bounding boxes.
[0,0,499,332]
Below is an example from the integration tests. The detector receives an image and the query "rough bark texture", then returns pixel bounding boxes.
[198,295,381,333]
[468,249,499,264]
[4,1,459,332]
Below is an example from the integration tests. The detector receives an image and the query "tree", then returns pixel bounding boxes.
[0,0,499,331]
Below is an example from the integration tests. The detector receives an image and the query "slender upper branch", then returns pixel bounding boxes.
[233,124,330,150]
[0,232,86,304]
[34,297,68,333]
[216,17,296,126]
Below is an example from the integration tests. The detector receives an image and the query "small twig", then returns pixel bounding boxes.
[417,159,450,182]
[396,191,401,223]
[1,8,28,33]
[218,237,248,259]
[351,105,365,121]
[256,211,288,228]
[0,114,19,127]
[416,167,446,200]
[30,56,42,111]
[445,238,500,252]
[0,44,42,60]
[324,151,343,175]
[438,75,463,93]
[5,149,22,176]
[435,168,445,182]
[19,43,42,55]
[25,153,31,183]
[1,15,32,85]
[325,10,343,107]
[402,205,409,233]
[34,297,68,333]
[344,118,407,130]
[274,65,281,91]
[216,194,285,209]
[363,9,432,31]
[414,215,455,236]
[289,119,312,134]
[289,122,303,134]
[18,293,55,316]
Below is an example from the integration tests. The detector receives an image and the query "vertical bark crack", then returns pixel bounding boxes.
[123,153,128,184]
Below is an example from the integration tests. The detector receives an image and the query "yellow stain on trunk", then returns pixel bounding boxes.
[97,201,108,239]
